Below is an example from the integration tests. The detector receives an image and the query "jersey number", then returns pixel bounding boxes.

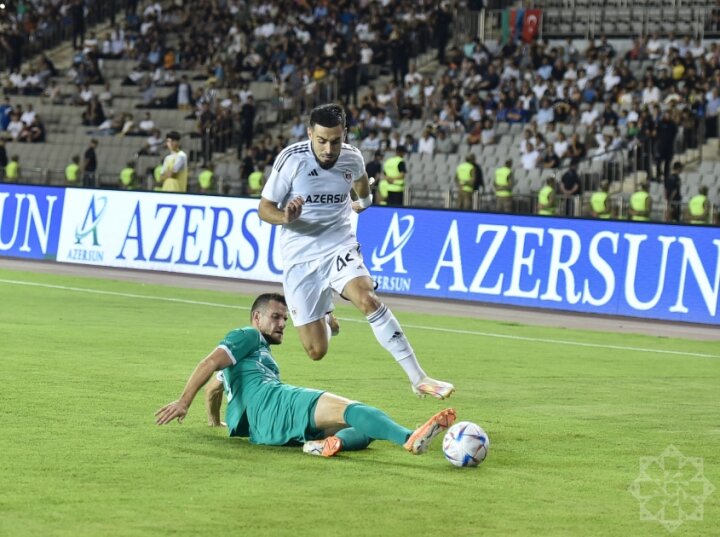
[335,252,354,271]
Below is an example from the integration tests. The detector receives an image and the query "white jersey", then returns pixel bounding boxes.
[261,140,366,265]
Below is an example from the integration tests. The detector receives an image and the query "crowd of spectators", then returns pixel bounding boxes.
[345,31,720,187]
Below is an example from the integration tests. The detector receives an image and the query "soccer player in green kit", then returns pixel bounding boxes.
[155,293,456,458]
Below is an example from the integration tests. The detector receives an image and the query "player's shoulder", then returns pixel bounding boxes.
[273,141,311,172]
[340,143,364,164]
[222,326,260,346]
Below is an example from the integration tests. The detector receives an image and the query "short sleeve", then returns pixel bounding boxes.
[351,150,367,182]
[261,157,294,204]
[217,328,260,364]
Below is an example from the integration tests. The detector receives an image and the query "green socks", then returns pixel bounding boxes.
[342,403,412,447]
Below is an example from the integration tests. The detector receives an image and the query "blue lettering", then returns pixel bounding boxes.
[267,223,282,275]
[117,202,146,261]
[177,205,205,266]
[149,204,177,262]
[203,207,234,269]
[236,209,259,271]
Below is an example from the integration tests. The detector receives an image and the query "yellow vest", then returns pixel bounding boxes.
[688,194,708,224]
[154,164,163,183]
[456,162,474,193]
[383,156,405,191]
[65,163,79,183]
[538,185,555,215]
[378,179,390,205]
[199,170,214,190]
[630,191,650,221]
[494,166,512,197]
[5,161,19,179]
[162,151,188,192]
[120,167,135,187]
[590,191,610,218]
[248,171,263,194]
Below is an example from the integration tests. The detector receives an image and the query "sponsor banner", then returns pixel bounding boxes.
[357,207,720,325]
[0,184,65,260]
[57,189,285,282]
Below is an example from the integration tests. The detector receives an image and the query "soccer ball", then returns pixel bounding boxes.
[442,421,489,468]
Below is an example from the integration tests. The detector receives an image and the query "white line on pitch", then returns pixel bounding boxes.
[1,278,718,359]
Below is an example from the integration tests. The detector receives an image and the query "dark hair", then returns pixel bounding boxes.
[309,103,345,129]
[166,130,181,141]
[250,293,286,320]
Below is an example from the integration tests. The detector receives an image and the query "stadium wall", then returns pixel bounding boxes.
[1,184,718,325]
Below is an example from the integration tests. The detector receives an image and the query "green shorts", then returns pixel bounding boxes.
[241,383,325,446]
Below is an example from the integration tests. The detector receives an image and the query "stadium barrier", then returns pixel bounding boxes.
[1,184,718,325]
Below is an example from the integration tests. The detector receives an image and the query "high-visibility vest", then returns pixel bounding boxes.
[630,191,650,221]
[378,179,390,205]
[494,166,512,197]
[248,171,263,194]
[383,156,405,192]
[591,191,610,219]
[688,194,708,224]
[538,185,555,215]
[65,163,79,183]
[153,165,163,183]
[456,162,474,193]
[120,167,135,187]
[199,169,214,190]
[162,150,188,192]
[5,161,19,179]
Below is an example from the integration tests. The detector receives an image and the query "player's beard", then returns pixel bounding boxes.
[312,147,339,169]
[263,330,283,345]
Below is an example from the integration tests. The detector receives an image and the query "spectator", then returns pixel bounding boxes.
[455,153,477,210]
[138,112,155,135]
[119,161,137,190]
[19,116,46,143]
[537,176,557,216]
[5,155,21,181]
[435,129,456,154]
[629,182,651,221]
[382,145,407,206]
[590,179,612,219]
[494,159,513,212]
[687,185,710,225]
[664,161,682,222]
[65,155,81,186]
[198,164,215,194]
[521,142,540,170]
[417,128,435,155]
[83,139,98,188]
[0,139,7,173]
[6,113,24,141]
[655,111,677,181]
[560,162,581,216]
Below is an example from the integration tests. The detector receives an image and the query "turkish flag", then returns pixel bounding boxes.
[521,9,542,43]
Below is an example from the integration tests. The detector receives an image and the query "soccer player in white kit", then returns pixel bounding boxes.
[258,104,454,399]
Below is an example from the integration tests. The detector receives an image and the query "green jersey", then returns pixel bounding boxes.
[218,327,324,445]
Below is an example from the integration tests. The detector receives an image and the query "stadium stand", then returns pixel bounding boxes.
[0,0,718,223]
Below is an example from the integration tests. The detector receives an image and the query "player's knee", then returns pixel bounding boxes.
[358,293,381,315]
[306,345,328,361]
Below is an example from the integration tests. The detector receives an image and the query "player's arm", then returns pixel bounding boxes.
[351,173,374,213]
[258,196,304,224]
[204,374,225,427]
[155,348,233,425]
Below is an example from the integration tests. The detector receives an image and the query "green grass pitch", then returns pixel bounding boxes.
[0,268,717,537]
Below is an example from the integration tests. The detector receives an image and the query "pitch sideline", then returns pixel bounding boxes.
[2,277,718,360]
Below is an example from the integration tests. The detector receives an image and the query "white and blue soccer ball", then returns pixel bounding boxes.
[442,421,490,468]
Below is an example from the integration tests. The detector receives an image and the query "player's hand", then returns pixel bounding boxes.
[283,196,304,223]
[155,400,189,425]
[351,201,369,213]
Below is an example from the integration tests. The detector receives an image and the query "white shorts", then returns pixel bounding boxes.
[283,243,371,326]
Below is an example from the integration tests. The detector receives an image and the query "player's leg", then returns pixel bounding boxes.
[339,274,455,399]
[305,393,456,456]
[284,260,336,361]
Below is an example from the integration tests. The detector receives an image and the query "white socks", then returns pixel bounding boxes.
[367,304,426,385]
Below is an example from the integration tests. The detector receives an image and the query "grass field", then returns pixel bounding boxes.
[0,267,718,537]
